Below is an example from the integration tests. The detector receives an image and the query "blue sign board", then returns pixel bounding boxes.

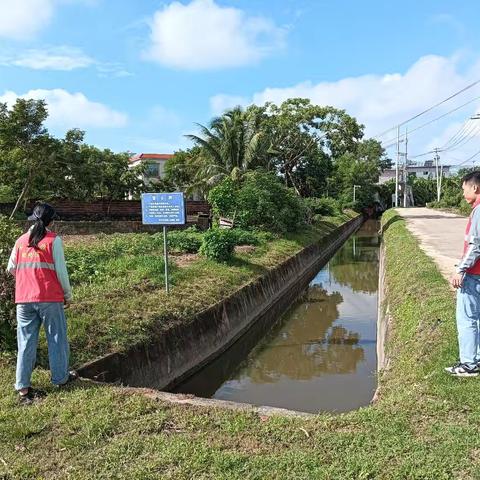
[141,192,186,225]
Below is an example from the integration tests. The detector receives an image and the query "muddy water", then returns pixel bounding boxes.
[175,220,380,413]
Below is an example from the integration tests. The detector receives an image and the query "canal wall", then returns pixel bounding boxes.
[372,231,391,403]
[78,215,364,390]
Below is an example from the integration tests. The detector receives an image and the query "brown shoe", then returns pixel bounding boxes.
[17,388,46,406]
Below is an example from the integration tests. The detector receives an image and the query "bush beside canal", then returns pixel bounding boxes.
[2,209,479,479]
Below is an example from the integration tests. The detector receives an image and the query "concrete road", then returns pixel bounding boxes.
[395,207,468,281]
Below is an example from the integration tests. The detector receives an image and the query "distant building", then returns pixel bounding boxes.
[129,153,174,183]
[378,161,451,184]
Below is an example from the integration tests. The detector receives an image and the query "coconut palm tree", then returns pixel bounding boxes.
[185,106,270,188]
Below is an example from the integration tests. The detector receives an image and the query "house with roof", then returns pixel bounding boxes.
[129,153,175,183]
[378,160,451,184]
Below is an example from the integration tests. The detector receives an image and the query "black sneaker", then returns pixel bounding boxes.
[57,370,79,388]
[444,362,480,377]
[17,387,46,406]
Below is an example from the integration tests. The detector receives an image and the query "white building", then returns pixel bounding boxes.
[378,160,451,184]
[129,153,174,184]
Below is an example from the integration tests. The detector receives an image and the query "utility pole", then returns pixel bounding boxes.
[434,148,441,202]
[403,128,408,208]
[395,126,400,207]
[471,115,480,171]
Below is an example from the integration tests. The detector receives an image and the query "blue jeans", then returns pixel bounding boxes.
[15,302,70,390]
[456,274,480,368]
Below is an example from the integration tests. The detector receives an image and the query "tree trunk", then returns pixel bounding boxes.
[286,168,301,196]
[10,167,33,219]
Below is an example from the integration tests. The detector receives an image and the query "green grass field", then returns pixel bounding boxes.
[1,210,478,479]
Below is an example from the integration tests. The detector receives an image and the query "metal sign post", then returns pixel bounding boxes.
[141,192,186,293]
[163,225,169,293]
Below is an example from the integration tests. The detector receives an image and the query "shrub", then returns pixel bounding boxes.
[208,171,306,233]
[304,197,341,218]
[229,229,261,246]
[227,228,275,246]
[200,228,236,262]
[0,216,22,351]
[410,178,436,206]
[208,178,237,219]
[167,228,203,253]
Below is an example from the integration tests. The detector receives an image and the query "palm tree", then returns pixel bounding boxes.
[185,106,269,187]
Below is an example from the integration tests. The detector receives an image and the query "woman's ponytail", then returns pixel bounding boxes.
[27,203,56,248]
[28,218,47,248]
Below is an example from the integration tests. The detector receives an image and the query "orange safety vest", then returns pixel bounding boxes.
[463,197,480,275]
[14,232,64,303]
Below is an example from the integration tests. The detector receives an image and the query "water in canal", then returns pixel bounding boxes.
[175,221,380,413]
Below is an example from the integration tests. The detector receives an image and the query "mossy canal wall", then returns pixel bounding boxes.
[78,215,365,391]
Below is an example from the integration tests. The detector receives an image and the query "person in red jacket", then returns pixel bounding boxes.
[7,203,77,404]
[446,171,480,376]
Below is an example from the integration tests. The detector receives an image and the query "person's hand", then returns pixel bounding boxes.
[64,299,72,309]
[451,273,464,289]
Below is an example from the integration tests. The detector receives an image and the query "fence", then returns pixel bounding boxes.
[0,199,211,221]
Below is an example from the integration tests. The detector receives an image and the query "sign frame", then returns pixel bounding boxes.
[141,192,187,293]
[141,192,186,226]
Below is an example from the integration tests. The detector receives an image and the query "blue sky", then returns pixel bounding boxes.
[1,0,480,166]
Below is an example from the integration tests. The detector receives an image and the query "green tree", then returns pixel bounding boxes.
[263,99,364,195]
[186,106,270,187]
[332,138,388,208]
[0,99,57,217]
[208,171,306,232]
[163,147,209,199]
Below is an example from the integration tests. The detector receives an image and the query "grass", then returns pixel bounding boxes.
[2,209,479,479]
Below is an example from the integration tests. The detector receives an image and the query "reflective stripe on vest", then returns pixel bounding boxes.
[16,262,56,271]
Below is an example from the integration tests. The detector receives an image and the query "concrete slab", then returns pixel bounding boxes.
[395,207,468,281]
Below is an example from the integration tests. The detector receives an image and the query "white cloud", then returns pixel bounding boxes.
[96,63,133,78]
[210,53,480,162]
[144,0,285,70]
[0,46,94,70]
[0,0,54,40]
[0,89,128,129]
[0,46,133,76]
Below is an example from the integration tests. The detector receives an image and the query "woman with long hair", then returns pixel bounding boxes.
[7,203,76,405]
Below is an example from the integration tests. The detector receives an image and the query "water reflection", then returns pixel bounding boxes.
[242,287,366,385]
[328,230,380,294]
[175,220,380,413]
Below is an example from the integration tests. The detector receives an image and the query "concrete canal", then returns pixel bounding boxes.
[174,220,380,413]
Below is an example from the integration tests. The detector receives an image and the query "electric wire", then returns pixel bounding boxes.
[373,79,480,139]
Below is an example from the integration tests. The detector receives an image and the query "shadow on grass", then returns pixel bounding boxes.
[380,215,402,234]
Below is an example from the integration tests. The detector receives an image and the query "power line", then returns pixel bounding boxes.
[373,78,480,139]
[440,122,478,150]
[407,116,480,159]
[380,94,480,146]
[442,124,480,152]
[440,120,473,150]
[458,149,480,167]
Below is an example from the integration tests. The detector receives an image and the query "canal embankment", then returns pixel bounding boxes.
[77,214,364,392]
[2,209,480,479]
